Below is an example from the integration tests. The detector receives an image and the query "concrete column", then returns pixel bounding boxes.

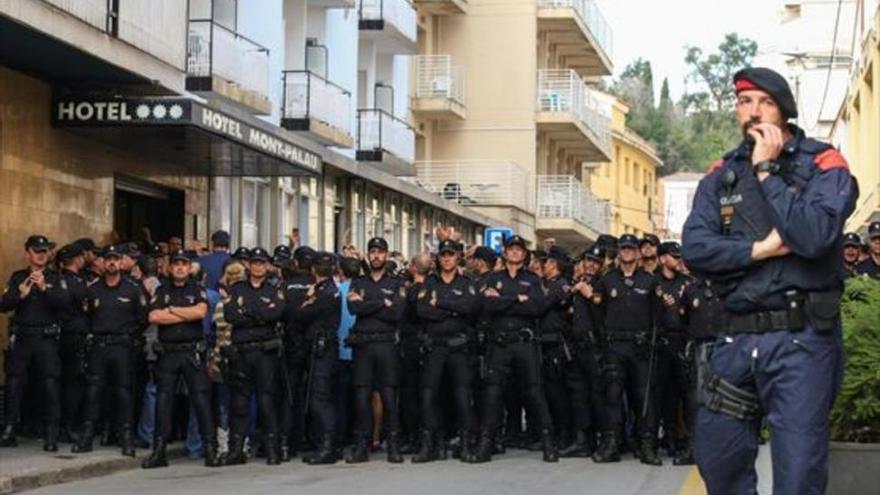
[283,0,307,70]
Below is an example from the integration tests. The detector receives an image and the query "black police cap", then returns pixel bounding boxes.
[438,239,461,254]
[503,235,528,249]
[367,237,389,252]
[293,246,317,262]
[211,230,231,246]
[56,243,83,262]
[170,249,191,263]
[640,234,660,247]
[274,244,292,260]
[618,234,639,248]
[658,241,682,257]
[734,67,798,119]
[145,243,164,258]
[869,222,880,239]
[315,251,337,266]
[232,247,251,261]
[582,244,605,262]
[545,246,571,264]
[472,246,497,265]
[74,238,97,252]
[249,247,271,262]
[101,244,124,258]
[843,232,862,247]
[25,235,55,251]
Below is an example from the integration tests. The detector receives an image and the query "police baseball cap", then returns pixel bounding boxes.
[101,244,124,259]
[438,239,461,255]
[582,244,605,263]
[315,251,337,267]
[472,246,497,265]
[658,241,682,258]
[293,246,317,262]
[734,67,798,119]
[367,237,389,252]
[273,244,292,264]
[74,238,97,253]
[545,246,570,264]
[640,234,660,247]
[170,249,192,263]
[503,235,528,249]
[618,234,639,248]
[56,243,83,263]
[869,222,880,239]
[232,247,251,261]
[25,235,55,251]
[843,232,862,247]
[211,230,231,247]
[249,247,271,262]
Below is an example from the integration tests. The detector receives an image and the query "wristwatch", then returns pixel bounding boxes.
[754,160,782,175]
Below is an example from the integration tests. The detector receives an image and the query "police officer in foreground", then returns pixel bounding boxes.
[223,247,286,465]
[682,67,858,494]
[142,250,222,469]
[854,221,880,279]
[842,233,863,277]
[0,235,64,450]
[472,235,558,463]
[413,240,479,463]
[297,252,342,465]
[56,243,90,444]
[592,234,662,466]
[74,244,148,456]
[345,237,406,464]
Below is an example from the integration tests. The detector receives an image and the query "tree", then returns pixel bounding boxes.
[684,33,758,113]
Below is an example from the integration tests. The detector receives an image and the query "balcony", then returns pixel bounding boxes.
[358,0,418,54]
[186,20,272,115]
[281,71,354,149]
[357,109,416,175]
[537,0,613,77]
[413,161,534,215]
[536,175,610,246]
[412,0,468,15]
[411,55,466,120]
[42,0,110,31]
[536,69,612,162]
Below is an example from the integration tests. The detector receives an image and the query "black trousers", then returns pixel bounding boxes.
[303,347,337,437]
[352,342,400,436]
[542,343,572,435]
[655,337,695,446]
[419,346,477,433]
[59,335,87,430]
[279,352,305,447]
[228,346,280,438]
[479,341,552,433]
[602,341,657,438]
[4,334,60,427]
[154,348,215,442]
[82,343,133,429]
[566,344,605,432]
[399,342,421,439]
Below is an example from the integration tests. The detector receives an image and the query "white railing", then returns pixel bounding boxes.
[359,0,418,43]
[413,161,534,213]
[537,69,611,156]
[358,109,415,163]
[537,175,610,233]
[187,20,270,97]
[283,71,352,136]
[414,55,465,105]
[536,0,613,60]
[42,0,108,31]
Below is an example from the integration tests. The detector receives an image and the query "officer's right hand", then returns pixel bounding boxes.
[748,123,784,166]
[348,291,363,302]
[484,288,500,298]
[18,278,33,299]
[751,228,791,262]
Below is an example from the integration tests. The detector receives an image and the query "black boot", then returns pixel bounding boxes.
[639,437,662,466]
[459,430,477,463]
[204,437,223,467]
[387,431,404,463]
[399,431,418,455]
[345,433,369,464]
[592,431,621,463]
[0,424,17,447]
[265,434,281,465]
[559,429,593,458]
[673,441,695,466]
[120,427,135,457]
[467,430,493,463]
[225,434,248,465]
[492,431,506,455]
[71,422,94,453]
[279,434,291,463]
[411,430,437,463]
[304,434,337,465]
[43,424,59,452]
[541,428,559,463]
[142,437,169,469]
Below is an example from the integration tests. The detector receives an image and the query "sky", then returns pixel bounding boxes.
[594,0,785,101]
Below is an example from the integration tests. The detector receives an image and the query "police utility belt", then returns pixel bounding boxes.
[156,340,206,354]
[232,337,283,353]
[11,323,61,338]
[422,333,469,350]
[605,329,647,343]
[721,289,839,335]
[90,333,134,346]
[345,331,399,347]
[494,328,536,345]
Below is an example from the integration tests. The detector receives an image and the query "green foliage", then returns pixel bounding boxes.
[831,277,880,443]
[612,34,757,175]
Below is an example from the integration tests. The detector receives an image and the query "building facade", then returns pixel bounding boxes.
[658,173,702,242]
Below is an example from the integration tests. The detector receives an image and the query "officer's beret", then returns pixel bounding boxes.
[843,232,862,247]
[472,246,497,265]
[658,241,682,257]
[503,235,528,249]
[734,67,798,119]
[367,237,389,252]
[56,243,83,262]
[232,247,251,261]
[869,222,880,239]
[25,235,55,251]
[618,234,639,248]
[249,247,271,262]
[438,239,461,255]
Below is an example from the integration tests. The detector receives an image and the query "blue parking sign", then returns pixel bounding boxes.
[484,227,513,254]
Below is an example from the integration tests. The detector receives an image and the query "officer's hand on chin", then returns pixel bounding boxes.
[748,123,784,181]
[751,228,791,262]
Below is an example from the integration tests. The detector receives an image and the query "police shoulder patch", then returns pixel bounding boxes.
[610,288,617,298]
[707,158,725,174]
[60,279,68,290]
[277,290,285,301]
[814,148,849,172]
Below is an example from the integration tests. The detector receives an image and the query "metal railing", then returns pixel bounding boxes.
[358,109,415,163]
[187,20,270,97]
[282,71,352,136]
[537,175,610,233]
[42,0,109,31]
[413,161,533,213]
[414,55,465,105]
[536,0,613,60]
[358,0,418,43]
[537,69,611,156]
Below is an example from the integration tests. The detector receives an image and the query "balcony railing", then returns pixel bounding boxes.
[413,161,533,213]
[42,0,109,31]
[358,0,418,42]
[358,109,415,163]
[282,71,352,136]
[537,175,610,233]
[187,20,270,97]
[414,55,465,105]
[536,0,613,60]
[537,69,611,155]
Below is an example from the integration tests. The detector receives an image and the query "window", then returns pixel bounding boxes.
[365,187,382,242]
[279,178,298,247]
[624,158,631,185]
[351,181,365,248]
